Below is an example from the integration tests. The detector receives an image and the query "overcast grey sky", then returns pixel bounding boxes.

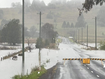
[0,0,51,8]
[0,0,83,8]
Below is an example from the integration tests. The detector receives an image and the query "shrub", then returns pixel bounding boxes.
[31,66,39,73]
[46,59,50,63]
[49,43,56,48]
[12,65,46,79]
[44,39,49,47]
[36,38,44,48]
[100,41,105,50]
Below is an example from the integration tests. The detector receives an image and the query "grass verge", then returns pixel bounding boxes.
[69,38,74,43]
[12,65,46,79]
[56,38,62,43]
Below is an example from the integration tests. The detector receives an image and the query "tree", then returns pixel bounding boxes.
[11,2,21,9]
[44,39,49,46]
[36,37,44,48]
[30,26,38,37]
[54,13,60,19]
[0,30,2,42]
[51,0,57,4]
[75,14,86,28]
[1,27,7,42]
[41,23,58,43]
[46,11,53,19]
[1,19,21,45]
[0,19,10,30]
[30,0,46,11]
[62,21,67,28]
[48,3,56,9]
[82,0,105,12]
[70,23,74,28]
[25,0,31,8]
[66,22,70,28]
[40,1,46,8]
[24,27,30,37]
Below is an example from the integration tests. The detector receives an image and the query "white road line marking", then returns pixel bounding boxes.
[97,75,99,77]
[91,71,93,73]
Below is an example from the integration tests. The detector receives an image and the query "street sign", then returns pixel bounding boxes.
[83,58,90,64]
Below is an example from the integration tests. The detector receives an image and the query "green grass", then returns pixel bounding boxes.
[46,59,50,63]
[12,66,46,79]
[69,38,74,43]
[99,41,105,50]
[56,38,62,43]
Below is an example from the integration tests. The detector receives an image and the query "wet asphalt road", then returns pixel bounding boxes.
[40,37,105,79]
[52,38,105,79]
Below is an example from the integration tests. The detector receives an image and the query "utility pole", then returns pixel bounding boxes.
[75,30,77,42]
[81,28,83,44]
[82,28,83,44]
[78,29,79,43]
[87,25,88,47]
[74,27,77,42]
[76,29,78,43]
[22,0,25,75]
[95,17,97,50]
[38,12,42,70]
[74,30,76,42]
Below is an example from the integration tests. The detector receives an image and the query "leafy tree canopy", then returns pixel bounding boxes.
[82,0,105,12]
[62,21,66,28]
[24,27,30,37]
[11,2,21,8]
[46,11,54,19]
[30,26,38,37]
[71,23,74,28]
[30,0,46,11]
[41,23,58,43]
[1,19,21,45]
[66,22,71,28]
[0,19,10,30]
[75,14,86,27]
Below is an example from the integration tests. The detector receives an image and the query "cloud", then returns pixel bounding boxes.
[0,0,21,8]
